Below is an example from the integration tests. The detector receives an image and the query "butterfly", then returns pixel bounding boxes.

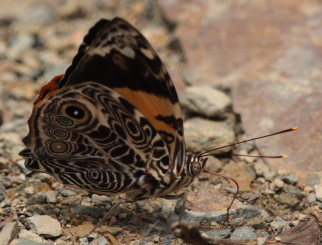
[19,17,208,201]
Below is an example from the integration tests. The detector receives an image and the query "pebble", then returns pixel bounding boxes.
[272,178,284,190]
[25,215,62,238]
[314,184,322,202]
[274,193,299,207]
[184,118,235,153]
[270,217,290,231]
[89,237,109,245]
[0,222,20,245]
[279,175,298,185]
[203,229,231,240]
[253,161,275,181]
[307,192,316,203]
[283,186,303,199]
[59,188,76,197]
[230,226,257,241]
[91,194,112,204]
[182,86,232,117]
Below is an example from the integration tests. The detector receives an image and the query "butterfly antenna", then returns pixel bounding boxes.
[203,170,239,221]
[199,127,298,157]
[232,153,288,158]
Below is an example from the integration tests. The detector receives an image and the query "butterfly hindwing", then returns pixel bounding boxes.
[21,82,172,197]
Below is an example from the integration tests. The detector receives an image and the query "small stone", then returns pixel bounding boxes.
[27,193,48,205]
[10,174,26,185]
[203,229,231,240]
[182,86,232,117]
[0,222,20,245]
[283,186,303,199]
[274,193,299,207]
[280,175,298,185]
[230,226,257,241]
[253,161,275,181]
[270,178,284,190]
[304,186,314,193]
[25,215,62,238]
[314,184,322,202]
[24,186,35,196]
[89,237,109,245]
[270,217,290,230]
[91,194,112,204]
[307,193,316,203]
[59,188,76,197]
[184,118,235,154]
[45,191,57,204]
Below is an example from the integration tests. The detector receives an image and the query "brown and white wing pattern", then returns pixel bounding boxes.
[20,82,171,198]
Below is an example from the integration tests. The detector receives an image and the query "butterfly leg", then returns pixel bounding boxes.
[89,200,123,234]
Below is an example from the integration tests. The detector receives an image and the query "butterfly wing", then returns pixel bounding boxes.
[57,18,185,175]
[20,82,172,197]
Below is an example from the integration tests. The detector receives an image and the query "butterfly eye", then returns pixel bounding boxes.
[61,102,90,124]
[66,105,85,119]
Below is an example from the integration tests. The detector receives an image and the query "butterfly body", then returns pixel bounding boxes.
[20,18,207,200]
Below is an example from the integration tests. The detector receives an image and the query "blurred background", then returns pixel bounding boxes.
[1,0,321,184]
[0,0,321,243]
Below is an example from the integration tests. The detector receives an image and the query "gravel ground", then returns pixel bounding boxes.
[0,1,321,244]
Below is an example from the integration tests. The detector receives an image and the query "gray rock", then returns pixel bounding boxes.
[26,190,57,204]
[282,186,303,199]
[184,118,235,153]
[182,86,232,117]
[58,188,76,197]
[230,226,257,241]
[184,206,268,226]
[75,206,106,219]
[279,174,298,185]
[274,193,299,207]
[203,229,231,240]
[25,215,62,238]
[0,222,20,245]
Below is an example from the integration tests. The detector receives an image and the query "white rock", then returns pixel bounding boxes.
[182,86,232,117]
[25,215,62,238]
[0,222,20,245]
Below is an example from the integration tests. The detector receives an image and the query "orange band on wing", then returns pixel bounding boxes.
[114,87,177,134]
[34,74,64,105]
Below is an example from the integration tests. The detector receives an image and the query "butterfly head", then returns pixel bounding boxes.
[185,153,208,176]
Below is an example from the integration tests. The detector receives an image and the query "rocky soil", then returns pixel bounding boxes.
[0,0,321,244]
